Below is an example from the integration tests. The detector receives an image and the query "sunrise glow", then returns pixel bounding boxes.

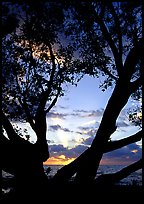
[131,149,138,153]
[43,155,76,165]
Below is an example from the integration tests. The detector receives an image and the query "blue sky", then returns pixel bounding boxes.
[21,74,142,165]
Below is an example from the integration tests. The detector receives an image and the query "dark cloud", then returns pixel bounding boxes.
[82,137,94,146]
[49,124,73,133]
[78,126,91,131]
[46,108,104,122]
[77,126,97,137]
[72,145,88,155]
[49,125,61,131]
[48,141,142,164]
[49,144,67,153]
[47,139,55,144]
[85,110,104,118]
[49,143,88,158]
[103,143,142,163]
[72,109,104,118]
[128,143,142,151]
[60,105,68,109]
[47,112,67,119]
[46,108,141,164]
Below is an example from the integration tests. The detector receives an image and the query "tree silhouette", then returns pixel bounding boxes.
[1,2,142,200]
[1,2,78,196]
[52,2,142,183]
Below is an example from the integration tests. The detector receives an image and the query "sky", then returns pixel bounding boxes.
[20,74,142,166]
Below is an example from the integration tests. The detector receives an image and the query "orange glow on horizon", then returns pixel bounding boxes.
[131,149,138,153]
[44,155,137,166]
[100,157,137,166]
[43,155,76,166]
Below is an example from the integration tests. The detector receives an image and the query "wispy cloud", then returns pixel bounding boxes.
[49,124,73,133]
[72,109,104,118]
[47,112,67,119]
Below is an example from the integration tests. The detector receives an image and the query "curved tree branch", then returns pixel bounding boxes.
[95,159,142,185]
[95,10,123,77]
[104,130,142,153]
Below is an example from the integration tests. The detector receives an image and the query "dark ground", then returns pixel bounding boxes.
[1,178,143,204]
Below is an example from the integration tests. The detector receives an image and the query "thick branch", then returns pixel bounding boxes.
[95,159,142,185]
[53,130,142,182]
[2,112,21,142]
[92,78,132,151]
[104,130,142,153]
[33,43,57,142]
[34,109,47,141]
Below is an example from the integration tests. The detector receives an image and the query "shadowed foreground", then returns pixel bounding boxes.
[1,178,143,204]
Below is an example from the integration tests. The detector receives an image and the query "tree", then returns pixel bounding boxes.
[52,2,142,183]
[1,2,79,196]
[1,1,142,199]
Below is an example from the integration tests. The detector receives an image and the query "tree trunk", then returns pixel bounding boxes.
[53,75,141,183]
[71,78,133,182]
[1,113,49,196]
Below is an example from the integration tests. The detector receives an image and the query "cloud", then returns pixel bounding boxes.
[76,125,98,138]
[72,109,104,118]
[49,144,67,153]
[45,107,142,165]
[57,105,69,109]
[48,143,88,158]
[47,112,68,119]
[47,139,55,144]
[85,110,104,118]
[47,140,142,166]
[82,137,94,146]
[49,124,73,133]
[71,145,88,155]
[44,155,75,165]
[103,143,142,164]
